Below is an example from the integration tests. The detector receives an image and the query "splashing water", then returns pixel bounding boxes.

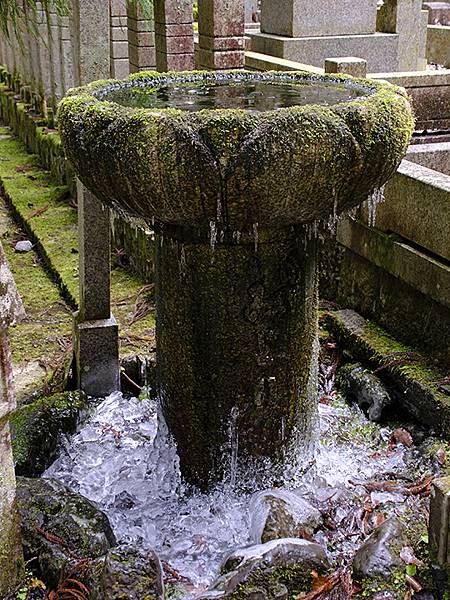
[45,390,442,595]
[367,185,385,227]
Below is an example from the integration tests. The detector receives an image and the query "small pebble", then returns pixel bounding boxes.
[14,240,33,253]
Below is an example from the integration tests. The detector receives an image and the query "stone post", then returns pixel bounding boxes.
[429,477,450,568]
[0,243,25,597]
[128,2,156,72]
[70,1,120,396]
[154,0,195,71]
[197,0,245,69]
[60,13,75,95]
[324,57,368,78]
[110,0,130,79]
[157,225,318,489]
[36,2,53,111]
[377,0,427,71]
[46,3,64,106]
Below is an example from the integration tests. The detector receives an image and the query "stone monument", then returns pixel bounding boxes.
[249,0,427,73]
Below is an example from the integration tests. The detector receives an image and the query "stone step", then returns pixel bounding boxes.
[325,308,450,436]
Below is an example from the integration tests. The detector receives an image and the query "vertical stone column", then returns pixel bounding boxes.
[197,0,245,69]
[110,0,130,79]
[36,2,53,110]
[429,477,450,577]
[154,0,195,71]
[377,0,427,71]
[128,2,156,72]
[46,3,64,107]
[60,13,75,95]
[157,225,318,489]
[0,243,25,597]
[70,0,120,396]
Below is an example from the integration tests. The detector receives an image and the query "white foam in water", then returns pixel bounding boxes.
[44,391,438,596]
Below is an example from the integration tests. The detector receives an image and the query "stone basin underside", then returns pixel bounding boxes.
[58,71,414,489]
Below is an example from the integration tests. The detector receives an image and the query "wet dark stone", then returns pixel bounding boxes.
[202,538,330,598]
[353,517,407,578]
[339,363,392,422]
[250,489,322,544]
[16,477,115,587]
[90,544,165,600]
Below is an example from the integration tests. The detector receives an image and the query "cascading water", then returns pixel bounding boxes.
[44,385,441,597]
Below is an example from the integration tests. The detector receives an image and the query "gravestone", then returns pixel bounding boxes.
[250,0,427,73]
[155,0,195,71]
[197,0,245,69]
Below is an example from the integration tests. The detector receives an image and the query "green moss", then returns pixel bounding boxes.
[57,70,413,233]
[9,391,86,476]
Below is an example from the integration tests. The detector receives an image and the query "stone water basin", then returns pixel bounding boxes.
[58,71,414,489]
[58,70,413,231]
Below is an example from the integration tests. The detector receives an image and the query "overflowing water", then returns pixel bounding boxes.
[44,387,442,596]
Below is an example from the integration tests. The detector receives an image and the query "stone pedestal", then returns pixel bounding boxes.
[127,2,156,72]
[155,0,195,71]
[156,226,318,489]
[197,0,245,69]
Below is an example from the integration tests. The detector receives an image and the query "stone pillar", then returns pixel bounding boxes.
[128,2,156,72]
[70,1,120,396]
[377,0,427,70]
[324,57,368,78]
[429,477,450,569]
[154,0,195,71]
[46,3,64,106]
[197,0,245,69]
[156,225,318,489]
[110,0,130,79]
[36,2,53,109]
[0,243,25,597]
[60,13,75,95]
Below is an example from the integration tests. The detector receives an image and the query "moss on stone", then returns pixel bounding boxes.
[57,70,414,233]
[9,391,87,476]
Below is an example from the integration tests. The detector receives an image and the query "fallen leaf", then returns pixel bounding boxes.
[388,428,413,449]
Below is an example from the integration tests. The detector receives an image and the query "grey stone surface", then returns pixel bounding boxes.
[127,1,156,71]
[427,24,450,67]
[324,56,367,77]
[78,184,112,321]
[429,476,450,567]
[353,517,407,578]
[248,31,399,73]
[261,0,378,37]
[75,315,120,397]
[14,240,33,253]
[70,0,110,86]
[367,160,450,263]
[337,217,450,309]
[406,142,450,176]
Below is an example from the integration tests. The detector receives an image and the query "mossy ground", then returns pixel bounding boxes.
[0,125,155,399]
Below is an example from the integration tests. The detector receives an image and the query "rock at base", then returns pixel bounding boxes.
[339,362,392,422]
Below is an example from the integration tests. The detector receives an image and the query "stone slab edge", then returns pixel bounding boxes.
[325,309,450,435]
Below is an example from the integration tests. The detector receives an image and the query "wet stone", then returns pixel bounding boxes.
[339,363,392,422]
[353,516,407,578]
[90,544,165,600]
[249,489,322,544]
[16,477,116,586]
[14,240,33,253]
[204,538,330,598]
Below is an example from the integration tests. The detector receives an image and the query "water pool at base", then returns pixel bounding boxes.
[44,390,441,597]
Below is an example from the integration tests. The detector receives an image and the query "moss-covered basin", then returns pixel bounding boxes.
[58,70,413,231]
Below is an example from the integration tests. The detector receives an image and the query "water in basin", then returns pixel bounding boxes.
[96,76,370,112]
